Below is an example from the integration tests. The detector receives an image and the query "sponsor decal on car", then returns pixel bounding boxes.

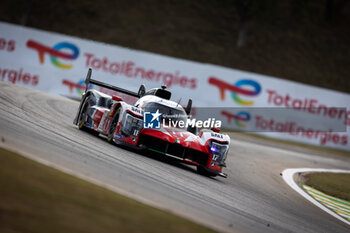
[114,133,122,140]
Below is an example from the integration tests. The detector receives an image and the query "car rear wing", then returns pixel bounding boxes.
[84,68,146,98]
[84,68,192,114]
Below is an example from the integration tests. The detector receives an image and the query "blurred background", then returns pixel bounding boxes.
[1,0,349,93]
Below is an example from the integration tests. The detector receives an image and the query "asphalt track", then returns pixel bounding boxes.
[0,81,349,233]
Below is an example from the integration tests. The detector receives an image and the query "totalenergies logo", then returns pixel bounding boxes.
[208,77,261,106]
[62,79,92,95]
[27,40,79,69]
[222,111,250,128]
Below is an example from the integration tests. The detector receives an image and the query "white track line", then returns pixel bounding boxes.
[282,168,350,226]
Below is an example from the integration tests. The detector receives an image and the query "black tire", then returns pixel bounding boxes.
[107,108,120,143]
[197,166,217,177]
[78,98,89,131]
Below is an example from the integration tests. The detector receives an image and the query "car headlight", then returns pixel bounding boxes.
[209,140,228,165]
[122,113,143,137]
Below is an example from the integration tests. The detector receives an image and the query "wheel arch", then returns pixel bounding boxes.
[73,91,95,125]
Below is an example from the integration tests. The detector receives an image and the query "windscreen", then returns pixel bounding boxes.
[142,102,187,124]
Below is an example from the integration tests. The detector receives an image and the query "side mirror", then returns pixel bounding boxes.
[85,68,92,92]
[211,127,220,133]
[185,99,192,115]
[138,84,146,97]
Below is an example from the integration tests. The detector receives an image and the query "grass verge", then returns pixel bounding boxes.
[304,173,350,202]
[0,147,216,233]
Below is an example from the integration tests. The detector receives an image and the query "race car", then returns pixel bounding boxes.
[74,68,230,177]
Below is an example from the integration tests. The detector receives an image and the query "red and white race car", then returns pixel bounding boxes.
[74,69,230,177]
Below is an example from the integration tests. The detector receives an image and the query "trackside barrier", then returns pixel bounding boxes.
[1,21,349,151]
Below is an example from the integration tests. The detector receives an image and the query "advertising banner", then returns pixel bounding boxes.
[1,21,349,151]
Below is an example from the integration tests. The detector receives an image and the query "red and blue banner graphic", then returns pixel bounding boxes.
[208,77,261,106]
[221,111,251,127]
[27,40,79,69]
[62,79,91,95]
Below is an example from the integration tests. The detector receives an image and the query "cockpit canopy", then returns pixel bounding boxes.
[144,86,171,100]
[141,102,187,124]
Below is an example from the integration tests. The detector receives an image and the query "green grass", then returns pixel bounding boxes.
[304,173,350,202]
[0,148,216,233]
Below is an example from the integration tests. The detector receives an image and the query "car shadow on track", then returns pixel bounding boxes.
[100,136,220,181]
[75,127,221,181]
